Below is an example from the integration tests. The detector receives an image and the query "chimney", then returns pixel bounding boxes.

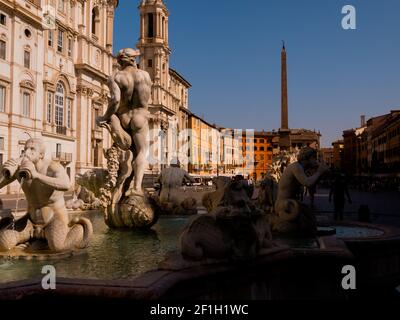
[361,115,366,127]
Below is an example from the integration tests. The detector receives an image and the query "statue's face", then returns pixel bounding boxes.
[117,50,135,67]
[117,53,128,65]
[24,141,43,164]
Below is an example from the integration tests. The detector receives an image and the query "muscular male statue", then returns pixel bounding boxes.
[0,139,93,252]
[272,147,329,235]
[97,48,152,196]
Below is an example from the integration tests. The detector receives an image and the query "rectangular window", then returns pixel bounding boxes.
[0,137,4,150]
[47,92,53,123]
[0,40,5,60]
[94,107,100,129]
[0,153,3,166]
[0,85,5,112]
[0,14,6,26]
[148,59,153,68]
[48,30,53,47]
[57,30,63,53]
[147,13,154,37]
[22,92,30,117]
[67,99,72,128]
[55,104,63,126]
[24,51,30,68]
[56,143,62,157]
[68,38,73,57]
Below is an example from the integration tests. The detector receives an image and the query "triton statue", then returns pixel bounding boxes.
[0,139,93,253]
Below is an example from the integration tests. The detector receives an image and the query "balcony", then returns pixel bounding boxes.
[56,126,67,135]
[52,152,73,165]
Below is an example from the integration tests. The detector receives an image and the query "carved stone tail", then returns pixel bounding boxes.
[70,217,93,249]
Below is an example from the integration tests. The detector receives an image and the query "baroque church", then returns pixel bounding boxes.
[0,0,118,193]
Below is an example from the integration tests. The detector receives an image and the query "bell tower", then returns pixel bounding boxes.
[137,0,170,94]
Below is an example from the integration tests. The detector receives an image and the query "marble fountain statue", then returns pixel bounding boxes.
[0,49,400,300]
[0,139,93,256]
[95,48,157,229]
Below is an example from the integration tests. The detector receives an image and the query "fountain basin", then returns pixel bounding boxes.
[0,212,399,300]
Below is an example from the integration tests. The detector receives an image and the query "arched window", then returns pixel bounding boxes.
[92,7,100,36]
[55,82,64,126]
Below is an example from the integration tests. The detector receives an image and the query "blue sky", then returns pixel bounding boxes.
[113,0,400,147]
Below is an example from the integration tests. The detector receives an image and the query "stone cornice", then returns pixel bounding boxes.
[55,19,80,37]
[75,63,108,82]
[42,131,76,142]
[0,75,11,83]
[11,2,43,30]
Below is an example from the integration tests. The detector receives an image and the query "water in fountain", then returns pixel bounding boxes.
[0,213,189,283]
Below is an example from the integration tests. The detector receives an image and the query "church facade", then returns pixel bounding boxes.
[0,0,118,193]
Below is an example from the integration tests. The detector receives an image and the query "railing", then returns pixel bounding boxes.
[56,126,67,135]
[52,152,72,163]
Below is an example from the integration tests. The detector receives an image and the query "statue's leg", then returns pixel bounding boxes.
[0,215,33,251]
[45,209,93,252]
[108,114,132,150]
[131,108,150,193]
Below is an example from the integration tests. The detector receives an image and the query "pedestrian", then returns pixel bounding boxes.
[329,173,352,221]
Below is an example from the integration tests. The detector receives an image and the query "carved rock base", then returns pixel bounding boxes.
[106,194,158,229]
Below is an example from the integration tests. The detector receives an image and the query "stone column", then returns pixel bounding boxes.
[140,12,145,40]
[165,17,169,44]
[106,8,114,52]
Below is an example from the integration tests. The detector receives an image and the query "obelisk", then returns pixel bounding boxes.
[279,41,290,150]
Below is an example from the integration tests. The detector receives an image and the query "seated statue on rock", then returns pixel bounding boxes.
[202,176,231,213]
[270,147,329,236]
[156,159,197,215]
[180,179,273,261]
[96,48,156,228]
[0,139,93,253]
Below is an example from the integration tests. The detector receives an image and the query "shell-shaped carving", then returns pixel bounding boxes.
[119,195,156,229]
